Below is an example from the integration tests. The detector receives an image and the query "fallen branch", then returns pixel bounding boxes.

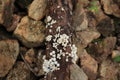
[43,0,78,80]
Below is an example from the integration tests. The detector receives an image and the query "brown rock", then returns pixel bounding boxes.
[88,37,116,62]
[88,1,108,22]
[70,64,88,80]
[103,37,116,55]
[14,16,45,48]
[78,0,89,8]
[76,29,100,47]
[96,17,114,37]
[100,59,119,80]
[7,14,21,31]
[112,50,120,59]
[101,0,120,18]
[28,0,47,20]
[74,29,100,57]
[6,61,35,80]
[80,50,98,80]
[0,40,19,77]
[0,0,14,30]
[21,48,44,76]
[73,2,88,31]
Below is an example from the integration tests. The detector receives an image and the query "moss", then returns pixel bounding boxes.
[113,56,120,62]
[88,0,99,13]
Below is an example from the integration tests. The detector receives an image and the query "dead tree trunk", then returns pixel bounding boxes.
[43,0,78,80]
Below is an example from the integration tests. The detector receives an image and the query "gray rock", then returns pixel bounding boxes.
[0,40,19,77]
[70,64,88,80]
[28,0,47,20]
[6,61,35,80]
[14,16,45,48]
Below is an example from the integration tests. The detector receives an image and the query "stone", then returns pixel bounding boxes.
[101,0,120,18]
[80,50,98,80]
[28,0,47,20]
[76,30,100,47]
[87,37,116,62]
[0,0,14,25]
[73,2,88,31]
[14,16,45,48]
[96,17,115,37]
[88,0,108,22]
[6,61,35,80]
[103,37,116,56]
[74,29,100,57]
[78,0,89,8]
[0,40,19,77]
[21,48,44,76]
[70,64,88,80]
[100,59,119,80]
[112,50,120,59]
[7,14,21,31]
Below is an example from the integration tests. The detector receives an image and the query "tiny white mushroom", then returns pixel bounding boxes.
[46,35,52,41]
[47,16,52,22]
[61,7,64,11]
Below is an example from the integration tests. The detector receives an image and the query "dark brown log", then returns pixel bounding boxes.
[43,0,78,80]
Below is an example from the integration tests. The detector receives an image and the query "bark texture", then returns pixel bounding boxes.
[44,0,76,80]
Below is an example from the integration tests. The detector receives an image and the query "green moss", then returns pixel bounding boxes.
[113,56,120,62]
[88,1,99,13]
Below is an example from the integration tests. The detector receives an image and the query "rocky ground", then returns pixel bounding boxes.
[0,0,120,80]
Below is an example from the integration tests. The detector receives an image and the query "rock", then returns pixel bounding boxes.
[101,0,120,18]
[73,2,88,31]
[96,17,114,37]
[21,48,44,76]
[88,1,108,22]
[80,50,98,80]
[28,0,47,20]
[112,50,120,62]
[78,0,89,8]
[14,16,45,48]
[103,37,116,56]
[6,61,36,80]
[76,30,100,47]
[7,14,21,31]
[0,0,21,31]
[100,59,119,80]
[0,0,14,30]
[70,64,88,80]
[74,29,100,57]
[0,40,19,77]
[87,37,116,62]
[112,50,120,59]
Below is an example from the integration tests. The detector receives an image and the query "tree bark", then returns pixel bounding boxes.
[44,0,77,80]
